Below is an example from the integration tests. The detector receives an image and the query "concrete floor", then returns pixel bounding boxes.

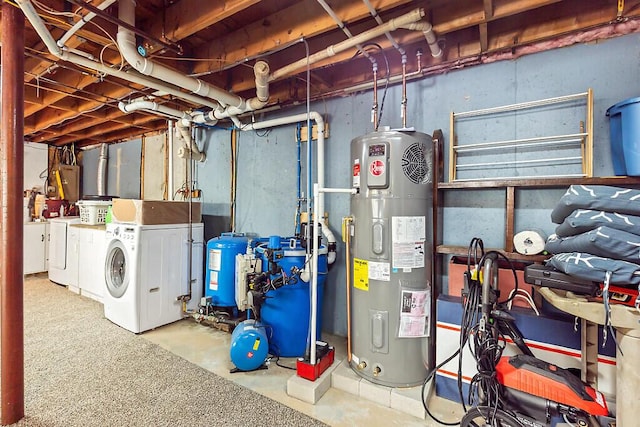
[142,318,464,426]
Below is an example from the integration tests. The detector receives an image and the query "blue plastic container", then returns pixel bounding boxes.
[205,233,249,307]
[255,237,328,357]
[606,96,640,176]
[229,319,269,371]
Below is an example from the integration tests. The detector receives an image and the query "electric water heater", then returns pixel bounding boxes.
[349,129,433,387]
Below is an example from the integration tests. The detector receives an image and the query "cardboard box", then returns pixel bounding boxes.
[447,256,539,309]
[434,295,616,403]
[111,199,201,225]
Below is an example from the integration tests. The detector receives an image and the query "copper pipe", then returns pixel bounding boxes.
[1,2,25,424]
[401,54,407,128]
[372,66,378,131]
[343,216,353,362]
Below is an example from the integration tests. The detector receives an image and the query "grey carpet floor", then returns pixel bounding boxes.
[9,276,327,427]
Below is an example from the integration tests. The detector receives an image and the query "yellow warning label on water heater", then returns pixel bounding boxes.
[353,258,369,291]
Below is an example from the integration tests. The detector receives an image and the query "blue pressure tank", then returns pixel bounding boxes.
[255,236,328,357]
[229,319,269,371]
[205,233,249,307]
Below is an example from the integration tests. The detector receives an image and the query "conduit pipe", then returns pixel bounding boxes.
[316,0,376,65]
[97,143,108,196]
[15,0,221,109]
[117,0,270,117]
[269,8,426,81]
[57,0,117,48]
[362,0,406,55]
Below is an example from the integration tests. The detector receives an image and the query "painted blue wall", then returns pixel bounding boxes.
[82,33,640,336]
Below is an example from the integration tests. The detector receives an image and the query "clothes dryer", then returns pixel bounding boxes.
[103,222,204,333]
[48,217,81,286]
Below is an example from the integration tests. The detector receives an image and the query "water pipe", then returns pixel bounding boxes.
[168,120,174,200]
[117,0,270,117]
[15,0,220,109]
[311,185,356,365]
[57,0,117,48]
[269,8,426,82]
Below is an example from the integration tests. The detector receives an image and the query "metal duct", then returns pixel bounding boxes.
[97,143,108,196]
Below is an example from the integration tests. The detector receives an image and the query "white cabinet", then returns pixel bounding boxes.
[24,222,49,275]
[77,225,106,303]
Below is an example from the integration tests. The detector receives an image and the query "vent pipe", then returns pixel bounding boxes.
[97,143,109,196]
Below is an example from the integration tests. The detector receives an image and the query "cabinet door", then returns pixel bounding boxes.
[24,223,47,274]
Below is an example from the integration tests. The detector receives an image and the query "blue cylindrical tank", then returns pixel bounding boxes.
[205,233,249,307]
[255,236,328,357]
[229,319,269,371]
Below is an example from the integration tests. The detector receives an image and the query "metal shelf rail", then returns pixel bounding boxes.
[449,89,594,182]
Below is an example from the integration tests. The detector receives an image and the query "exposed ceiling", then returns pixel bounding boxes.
[9,0,640,148]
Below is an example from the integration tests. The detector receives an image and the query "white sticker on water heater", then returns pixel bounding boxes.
[391,216,426,269]
[352,158,360,188]
[368,261,390,281]
[392,242,425,269]
[392,216,426,243]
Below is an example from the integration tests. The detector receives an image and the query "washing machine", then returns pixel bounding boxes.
[103,222,204,333]
[48,217,81,286]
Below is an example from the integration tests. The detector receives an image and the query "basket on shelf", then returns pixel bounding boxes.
[77,200,112,225]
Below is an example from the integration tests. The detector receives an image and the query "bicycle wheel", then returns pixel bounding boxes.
[460,406,525,427]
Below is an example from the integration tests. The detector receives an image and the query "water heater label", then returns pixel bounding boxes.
[353,258,369,291]
[398,288,430,338]
[352,159,360,188]
[368,261,390,281]
[392,217,426,269]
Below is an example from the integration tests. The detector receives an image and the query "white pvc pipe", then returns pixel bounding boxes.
[235,112,326,205]
[270,8,425,82]
[15,0,221,109]
[311,185,356,365]
[400,22,442,58]
[57,0,117,47]
[316,0,376,64]
[117,0,240,108]
[118,100,190,120]
[168,120,174,200]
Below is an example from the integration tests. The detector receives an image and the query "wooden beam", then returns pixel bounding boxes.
[145,0,262,44]
[191,0,413,75]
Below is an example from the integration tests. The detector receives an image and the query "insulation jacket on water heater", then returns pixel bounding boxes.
[349,130,433,387]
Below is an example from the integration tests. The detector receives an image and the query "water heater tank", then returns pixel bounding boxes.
[349,130,433,387]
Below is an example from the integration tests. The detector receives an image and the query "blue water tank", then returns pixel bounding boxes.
[205,233,249,307]
[229,319,269,371]
[255,236,328,357]
[607,96,640,176]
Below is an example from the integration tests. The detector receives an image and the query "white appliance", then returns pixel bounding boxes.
[48,217,81,285]
[77,225,107,303]
[103,222,204,333]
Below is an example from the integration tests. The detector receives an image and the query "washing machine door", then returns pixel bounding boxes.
[105,239,129,298]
